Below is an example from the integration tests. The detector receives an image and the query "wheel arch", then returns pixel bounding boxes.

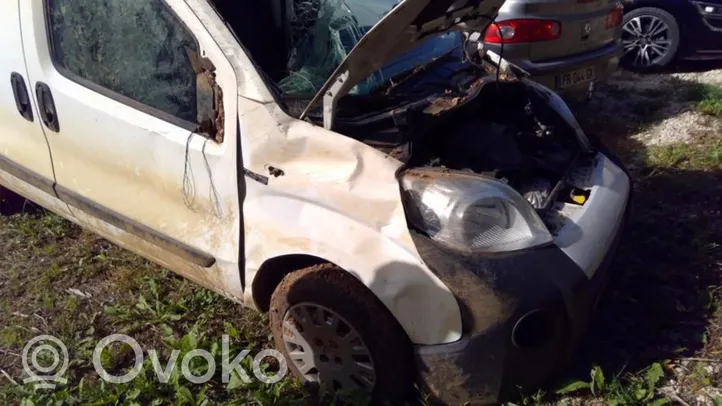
[251,253,329,312]
[245,239,464,345]
[241,144,463,345]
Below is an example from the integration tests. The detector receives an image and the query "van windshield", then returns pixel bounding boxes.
[277,0,461,97]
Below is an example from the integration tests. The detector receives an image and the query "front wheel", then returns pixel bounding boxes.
[268,263,414,403]
[621,7,680,69]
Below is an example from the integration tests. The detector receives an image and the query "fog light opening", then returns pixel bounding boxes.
[512,309,555,349]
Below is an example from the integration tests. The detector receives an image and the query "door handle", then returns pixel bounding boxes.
[10,73,33,122]
[35,82,59,132]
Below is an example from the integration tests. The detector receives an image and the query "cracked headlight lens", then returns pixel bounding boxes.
[401,169,553,253]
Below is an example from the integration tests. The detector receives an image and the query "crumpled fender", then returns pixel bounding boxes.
[239,99,462,345]
[183,0,463,345]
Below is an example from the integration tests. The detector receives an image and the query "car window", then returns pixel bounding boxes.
[46,0,199,126]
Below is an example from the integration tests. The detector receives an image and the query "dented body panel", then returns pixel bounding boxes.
[238,98,463,344]
[188,0,465,345]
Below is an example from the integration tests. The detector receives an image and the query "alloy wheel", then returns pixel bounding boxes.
[622,15,673,68]
[282,303,376,393]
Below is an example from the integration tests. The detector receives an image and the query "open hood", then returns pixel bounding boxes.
[298,0,506,129]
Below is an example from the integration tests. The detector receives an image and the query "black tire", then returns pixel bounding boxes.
[269,263,413,404]
[621,7,680,69]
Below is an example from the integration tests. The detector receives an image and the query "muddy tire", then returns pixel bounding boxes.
[269,263,413,403]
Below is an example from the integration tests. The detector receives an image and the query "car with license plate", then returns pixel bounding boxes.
[480,0,625,94]
[621,0,722,68]
[0,0,632,403]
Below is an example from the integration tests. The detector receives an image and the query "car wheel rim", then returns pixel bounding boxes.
[622,15,672,68]
[282,303,376,393]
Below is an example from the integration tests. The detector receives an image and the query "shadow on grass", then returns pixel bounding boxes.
[571,72,721,155]
[558,69,722,394]
[573,156,722,371]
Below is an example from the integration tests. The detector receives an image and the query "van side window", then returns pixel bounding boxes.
[46,0,200,127]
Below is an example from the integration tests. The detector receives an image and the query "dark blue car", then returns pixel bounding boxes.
[621,0,722,68]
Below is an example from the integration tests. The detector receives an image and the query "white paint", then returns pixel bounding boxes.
[19,0,243,287]
[184,0,463,344]
[0,0,464,345]
[0,0,54,182]
[554,154,631,278]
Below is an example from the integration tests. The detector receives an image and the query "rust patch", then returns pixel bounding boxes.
[365,141,408,161]
[266,165,285,178]
[387,146,407,160]
[423,96,462,115]
[403,167,468,180]
[185,46,224,143]
[422,76,489,116]
[213,78,224,144]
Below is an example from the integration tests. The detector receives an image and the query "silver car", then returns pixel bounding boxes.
[481,0,625,93]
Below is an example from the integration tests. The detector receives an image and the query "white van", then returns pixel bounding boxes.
[0,0,631,403]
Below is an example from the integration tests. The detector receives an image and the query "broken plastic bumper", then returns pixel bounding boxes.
[410,153,632,405]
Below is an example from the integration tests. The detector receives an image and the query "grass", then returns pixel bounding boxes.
[0,212,310,405]
[684,83,722,118]
[549,363,668,406]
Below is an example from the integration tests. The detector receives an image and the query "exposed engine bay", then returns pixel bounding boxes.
[204,0,592,219]
[205,0,595,243]
[408,82,582,212]
[330,65,593,218]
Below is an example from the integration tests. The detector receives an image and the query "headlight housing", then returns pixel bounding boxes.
[401,168,553,253]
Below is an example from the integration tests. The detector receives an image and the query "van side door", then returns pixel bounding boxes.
[0,0,56,204]
[19,0,245,298]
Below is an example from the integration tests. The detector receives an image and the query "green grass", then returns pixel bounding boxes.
[645,138,722,169]
[0,213,309,405]
[682,83,722,118]
[0,210,383,405]
[553,364,668,406]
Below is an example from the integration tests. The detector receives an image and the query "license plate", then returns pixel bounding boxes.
[556,67,595,90]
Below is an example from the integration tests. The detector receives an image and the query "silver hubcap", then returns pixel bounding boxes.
[622,15,672,67]
[282,303,376,393]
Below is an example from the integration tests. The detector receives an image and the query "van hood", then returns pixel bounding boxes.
[298,0,506,129]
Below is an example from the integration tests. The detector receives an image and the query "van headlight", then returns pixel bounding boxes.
[401,169,553,253]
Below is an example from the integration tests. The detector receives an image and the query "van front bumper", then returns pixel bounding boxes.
[410,153,632,405]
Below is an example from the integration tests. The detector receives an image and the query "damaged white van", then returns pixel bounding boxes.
[0,0,631,403]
